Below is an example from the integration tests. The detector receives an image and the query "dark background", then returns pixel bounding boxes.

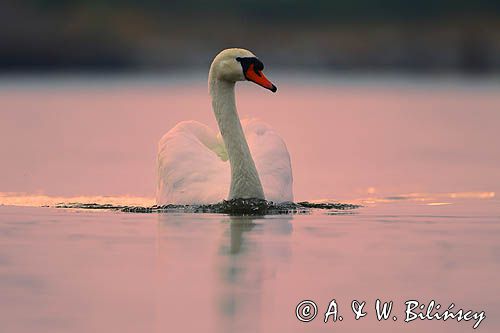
[2,0,500,73]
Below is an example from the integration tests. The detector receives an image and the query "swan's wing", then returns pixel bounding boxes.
[156,120,230,205]
[243,119,294,203]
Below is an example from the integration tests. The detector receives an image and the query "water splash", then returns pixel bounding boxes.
[2,191,495,215]
[54,198,361,215]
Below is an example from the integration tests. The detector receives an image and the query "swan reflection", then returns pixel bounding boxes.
[155,214,293,333]
[218,215,293,333]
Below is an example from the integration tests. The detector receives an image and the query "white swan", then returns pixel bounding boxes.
[156,48,293,205]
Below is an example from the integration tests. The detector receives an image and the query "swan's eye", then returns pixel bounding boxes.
[254,60,264,72]
[236,57,265,77]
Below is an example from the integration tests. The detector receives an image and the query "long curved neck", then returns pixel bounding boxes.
[209,73,265,200]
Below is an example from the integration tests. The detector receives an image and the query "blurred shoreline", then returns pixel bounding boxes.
[2,1,500,74]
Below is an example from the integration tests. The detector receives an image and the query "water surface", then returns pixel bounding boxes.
[1,201,499,333]
[1,73,499,332]
[1,73,499,201]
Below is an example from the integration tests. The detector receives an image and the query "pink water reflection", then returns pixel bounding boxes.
[2,204,499,333]
[1,75,499,202]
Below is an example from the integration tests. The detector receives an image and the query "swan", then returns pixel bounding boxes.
[156,48,293,205]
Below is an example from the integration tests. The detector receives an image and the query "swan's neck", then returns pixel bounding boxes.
[209,75,265,200]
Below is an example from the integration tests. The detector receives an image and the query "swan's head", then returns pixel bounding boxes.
[210,48,277,93]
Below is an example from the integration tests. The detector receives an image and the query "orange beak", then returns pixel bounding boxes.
[245,63,277,93]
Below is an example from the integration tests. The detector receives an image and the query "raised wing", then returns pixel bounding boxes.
[243,119,294,203]
[156,120,230,205]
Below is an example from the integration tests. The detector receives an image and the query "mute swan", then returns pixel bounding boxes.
[156,48,293,205]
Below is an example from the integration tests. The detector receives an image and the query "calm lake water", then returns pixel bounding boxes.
[1,201,499,333]
[1,74,499,332]
[1,73,500,201]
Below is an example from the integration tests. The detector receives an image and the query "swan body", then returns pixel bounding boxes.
[156,48,293,205]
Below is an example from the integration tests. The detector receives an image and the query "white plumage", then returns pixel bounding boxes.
[156,48,293,205]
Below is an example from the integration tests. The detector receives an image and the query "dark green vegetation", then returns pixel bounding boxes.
[2,0,499,72]
[19,1,500,21]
